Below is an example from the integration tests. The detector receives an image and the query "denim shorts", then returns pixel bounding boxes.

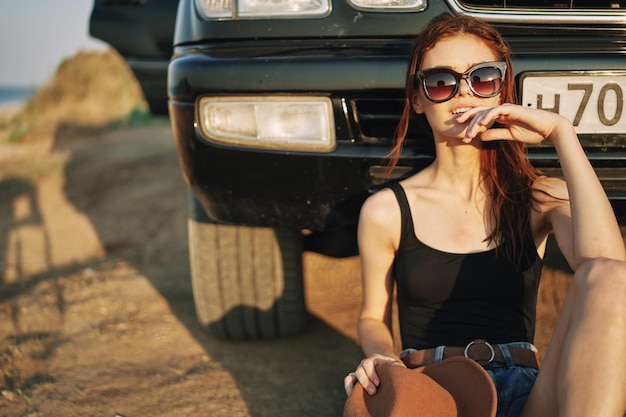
[401,342,539,417]
[484,342,539,417]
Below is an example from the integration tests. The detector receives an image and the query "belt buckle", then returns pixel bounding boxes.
[464,339,495,366]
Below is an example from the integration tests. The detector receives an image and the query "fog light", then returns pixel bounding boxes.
[195,0,331,19]
[197,96,335,152]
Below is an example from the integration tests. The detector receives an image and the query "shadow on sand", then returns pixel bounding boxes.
[0,119,363,415]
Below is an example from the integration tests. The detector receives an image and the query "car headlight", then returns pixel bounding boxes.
[347,0,426,11]
[195,0,331,19]
[197,96,336,152]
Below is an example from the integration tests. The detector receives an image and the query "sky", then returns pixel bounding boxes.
[0,1,109,88]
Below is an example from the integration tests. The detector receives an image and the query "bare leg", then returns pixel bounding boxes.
[522,258,626,417]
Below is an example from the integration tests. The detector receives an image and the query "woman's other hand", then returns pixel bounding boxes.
[457,103,570,144]
[344,354,405,396]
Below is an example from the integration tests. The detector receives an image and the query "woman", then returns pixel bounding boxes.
[343,14,626,417]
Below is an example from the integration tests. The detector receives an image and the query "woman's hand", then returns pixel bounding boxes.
[457,103,570,145]
[344,354,405,396]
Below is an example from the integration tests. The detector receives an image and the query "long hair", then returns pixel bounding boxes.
[390,14,543,269]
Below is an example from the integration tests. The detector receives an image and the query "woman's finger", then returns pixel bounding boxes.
[478,127,515,141]
[455,105,493,123]
[463,118,495,142]
[460,108,500,142]
[343,372,358,396]
[359,359,380,395]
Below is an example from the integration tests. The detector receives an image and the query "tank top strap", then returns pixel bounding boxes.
[387,182,415,245]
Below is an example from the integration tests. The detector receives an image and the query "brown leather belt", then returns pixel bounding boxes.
[402,339,540,369]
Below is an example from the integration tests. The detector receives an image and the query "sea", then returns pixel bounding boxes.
[0,86,36,109]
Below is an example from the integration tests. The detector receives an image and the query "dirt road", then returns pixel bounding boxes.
[0,118,572,416]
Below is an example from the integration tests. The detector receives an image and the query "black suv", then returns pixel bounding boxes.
[91,0,626,340]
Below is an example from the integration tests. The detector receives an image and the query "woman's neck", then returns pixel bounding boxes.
[428,140,484,200]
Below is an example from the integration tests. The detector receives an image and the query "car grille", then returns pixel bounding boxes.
[350,98,403,144]
[446,0,626,24]
[349,98,430,150]
[456,0,625,8]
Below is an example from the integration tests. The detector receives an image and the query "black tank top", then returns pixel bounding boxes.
[388,182,543,350]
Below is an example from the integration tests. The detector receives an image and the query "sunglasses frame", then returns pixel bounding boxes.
[414,61,508,103]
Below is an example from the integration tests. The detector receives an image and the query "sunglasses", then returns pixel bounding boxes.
[414,61,507,103]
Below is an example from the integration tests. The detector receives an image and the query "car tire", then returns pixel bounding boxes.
[187,193,307,339]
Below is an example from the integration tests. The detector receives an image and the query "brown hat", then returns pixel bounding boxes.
[344,357,497,417]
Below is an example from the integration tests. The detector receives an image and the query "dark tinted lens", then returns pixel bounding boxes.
[424,72,457,101]
[470,66,503,97]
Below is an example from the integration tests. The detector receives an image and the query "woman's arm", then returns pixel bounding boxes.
[357,192,397,358]
[547,118,625,267]
[344,189,404,396]
[460,104,625,269]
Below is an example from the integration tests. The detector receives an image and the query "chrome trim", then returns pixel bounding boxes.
[445,0,626,25]
[346,0,426,13]
[520,69,626,88]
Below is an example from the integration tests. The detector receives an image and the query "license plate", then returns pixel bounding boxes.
[520,72,626,134]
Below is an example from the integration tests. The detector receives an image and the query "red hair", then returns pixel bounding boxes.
[390,14,543,268]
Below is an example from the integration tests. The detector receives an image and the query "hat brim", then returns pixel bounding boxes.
[344,356,496,417]
[420,356,497,417]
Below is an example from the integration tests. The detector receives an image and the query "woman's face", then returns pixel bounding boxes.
[413,34,501,143]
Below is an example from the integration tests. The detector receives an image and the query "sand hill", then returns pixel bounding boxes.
[2,48,147,143]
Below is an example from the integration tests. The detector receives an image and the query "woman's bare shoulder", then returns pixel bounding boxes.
[359,186,401,227]
[532,175,569,203]
[359,186,402,252]
[531,175,570,232]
